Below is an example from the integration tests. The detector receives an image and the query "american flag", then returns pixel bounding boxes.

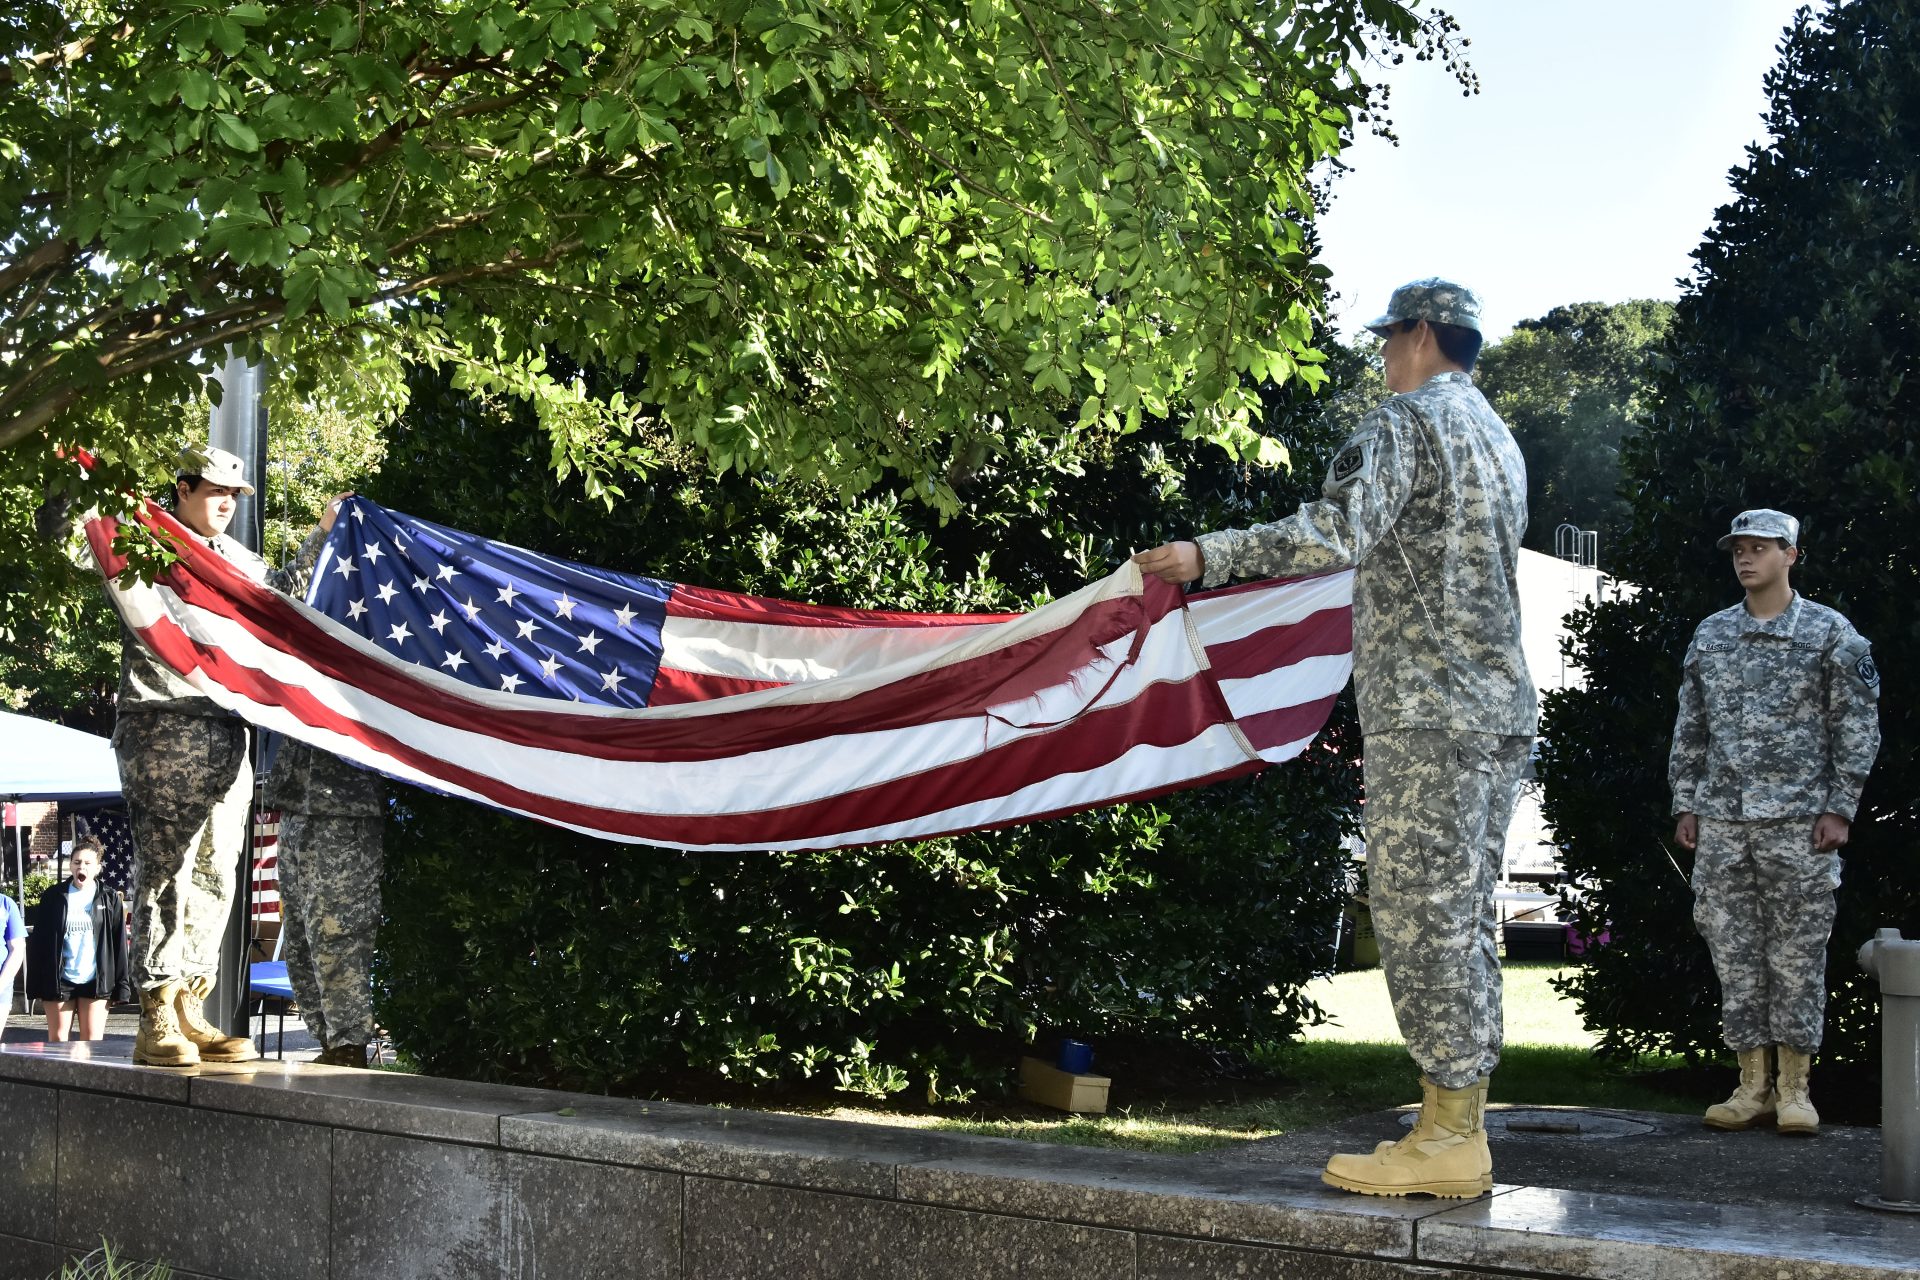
[71,809,136,894]
[85,497,1354,851]
[251,808,280,922]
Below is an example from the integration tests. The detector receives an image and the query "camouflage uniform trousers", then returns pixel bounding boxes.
[1364,730,1531,1090]
[1691,816,1838,1053]
[277,813,384,1048]
[116,712,253,990]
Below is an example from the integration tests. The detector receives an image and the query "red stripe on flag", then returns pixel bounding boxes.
[645,667,787,706]
[666,582,1019,629]
[1203,607,1353,682]
[1234,694,1344,754]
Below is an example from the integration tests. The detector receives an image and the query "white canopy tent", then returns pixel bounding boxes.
[0,710,122,909]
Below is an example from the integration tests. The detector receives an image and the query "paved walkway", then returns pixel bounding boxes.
[3,1005,322,1061]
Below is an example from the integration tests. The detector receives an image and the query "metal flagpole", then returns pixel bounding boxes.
[209,353,267,1038]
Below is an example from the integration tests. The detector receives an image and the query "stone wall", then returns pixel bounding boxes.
[0,1045,1915,1280]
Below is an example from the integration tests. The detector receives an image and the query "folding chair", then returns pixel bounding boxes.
[247,922,298,1059]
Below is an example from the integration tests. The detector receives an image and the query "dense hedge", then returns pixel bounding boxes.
[370,356,1366,1095]
[1541,0,1919,1066]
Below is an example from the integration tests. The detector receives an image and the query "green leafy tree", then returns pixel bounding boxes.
[1541,0,1917,1067]
[1475,299,1673,564]
[3,0,1468,518]
[371,345,1369,1096]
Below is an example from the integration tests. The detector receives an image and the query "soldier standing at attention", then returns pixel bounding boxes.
[1135,279,1535,1198]
[262,738,386,1068]
[41,444,343,1066]
[1670,509,1879,1136]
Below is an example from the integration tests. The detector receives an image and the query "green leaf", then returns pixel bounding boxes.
[181,69,216,111]
[316,274,350,320]
[210,16,247,57]
[213,113,260,152]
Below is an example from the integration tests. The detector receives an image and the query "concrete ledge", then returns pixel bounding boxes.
[1421,1184,1920,1280]
[3,1040,1916,1280]
[896,1142,1434,1255]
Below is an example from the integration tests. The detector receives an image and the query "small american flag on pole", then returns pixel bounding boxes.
[72,809,136,895]
[251,808,280,922]
[86,497,1353,851]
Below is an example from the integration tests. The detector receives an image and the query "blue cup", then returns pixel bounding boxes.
[1057,1039,1093,1074]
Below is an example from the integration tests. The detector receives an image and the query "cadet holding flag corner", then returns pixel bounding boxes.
[1136,279,1535,1199]
[1670,509,1879,1137]
[38,443,346,1067]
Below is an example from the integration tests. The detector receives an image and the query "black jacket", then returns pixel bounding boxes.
[25,882,131,1004]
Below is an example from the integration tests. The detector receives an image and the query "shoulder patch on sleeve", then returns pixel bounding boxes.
[1327,430,1379,490]
[1832,630,1878,688]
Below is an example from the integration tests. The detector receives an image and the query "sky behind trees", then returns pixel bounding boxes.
[1317,0,1811,339]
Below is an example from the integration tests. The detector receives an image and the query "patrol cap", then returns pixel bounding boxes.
[1365,278,1483,336]
[1716,508,1799,550]
[174,442,254,495]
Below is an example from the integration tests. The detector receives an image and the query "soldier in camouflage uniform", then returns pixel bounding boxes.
[263,738,385,1068]
[42,444,343,1066]
[1137,279,1534,1198]
[1670,509,1879,1136]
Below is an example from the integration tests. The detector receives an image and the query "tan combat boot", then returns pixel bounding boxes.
[314,1043,371,1068]
[173,974,259,1063]
[1774,1046,1819,1135]
[1703,1046,1775,1130]
[1322,1077,1491,1198]
[133,985,200,1068]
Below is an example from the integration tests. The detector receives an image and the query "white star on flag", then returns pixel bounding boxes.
[332,559,357,578]
[346,599,368,621]
[412,575,433,593]
[441,651,469,673]
[484,639,509,660]
[428,610,451,635]
[601,668,625,692]
[554,593,577,620]
[500,673,523,693]
[459,598,481,622]
[497,583,520,607]
[539,655,562,680]
[363,543,384,563]
[436,563,460,582]
[614,602,637,627]
[516,618,540,640]
[578,631,602,655]
[387,621,412,646]
[375,581,398,604]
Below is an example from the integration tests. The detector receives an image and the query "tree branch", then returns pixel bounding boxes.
[0,20,134,88]
[0,238,76,299]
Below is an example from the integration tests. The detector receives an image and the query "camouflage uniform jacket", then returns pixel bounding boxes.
[261,738,384,816]
[1196,371,1537,737]
[1669,594,1880,821]
[115,527,327,729]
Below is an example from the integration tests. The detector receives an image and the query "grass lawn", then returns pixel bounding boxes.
[784,962,1699,1154]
